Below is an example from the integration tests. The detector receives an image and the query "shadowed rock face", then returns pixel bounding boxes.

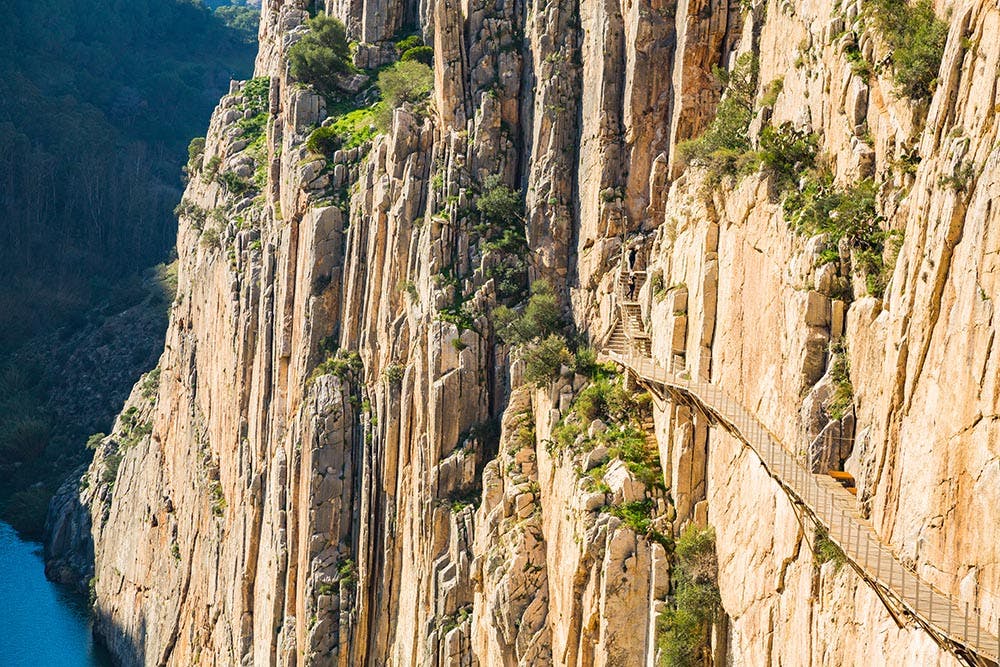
[62,0,999,664]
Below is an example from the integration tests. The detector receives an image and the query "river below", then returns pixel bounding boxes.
[0,522,112,666]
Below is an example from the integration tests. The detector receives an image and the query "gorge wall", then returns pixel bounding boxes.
[52,0,1000,664]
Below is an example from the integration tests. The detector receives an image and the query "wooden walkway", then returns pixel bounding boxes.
[603,348,1000,667]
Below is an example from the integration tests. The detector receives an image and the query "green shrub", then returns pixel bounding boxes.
[288,14,354,98]
[377,60,434,107]
[845,44,872,79]
[813,526,847,568]
[241,77,270,115]
[753,123,818,190]
[200,226,221,249]
[522,334,573,387]
[237,111,268,141]
[609,499,655,534]
[574,376,643,423]
[337,558,356,587]
[395,35,423,53]
[401,45,434,65]
[866,0,947,100]
[573,347,599,377]
[761,77,784,107]
[676,53,758,181]
[657,526,720,667]
[326,106,382,148]
[310,349,363,383]
[306,125,343,155]
[785,173,881,243]
[384,363,405,384]
[492,280,563,345]
[938,161,975,192]
[784,172,898,297]
[475,175,528,301]
[86,432,107,450]
[476,174,523,224]
[140,367,161,402]
[175,198,208,226]
[203,155,222,183]
[826,339,853,419]
[860,229,903,298]
[209,479,226,517]
[187,137,206,173]
[102,450,123,485]
[217,170,253,196]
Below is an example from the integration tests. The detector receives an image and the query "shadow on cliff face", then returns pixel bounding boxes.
[92,607,146,667]
[43,446,146,665]
[44,468,96,595]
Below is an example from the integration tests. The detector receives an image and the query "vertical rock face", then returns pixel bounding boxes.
[70,0,999,664]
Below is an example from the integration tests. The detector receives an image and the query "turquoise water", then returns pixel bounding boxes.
[0,522,113,667]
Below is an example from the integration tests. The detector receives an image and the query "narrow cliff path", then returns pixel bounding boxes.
[601,279,1000,667]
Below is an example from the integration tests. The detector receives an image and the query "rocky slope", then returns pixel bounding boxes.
[55,0,1000,664]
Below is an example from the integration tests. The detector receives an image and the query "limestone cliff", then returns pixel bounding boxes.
[63,0,1000,664]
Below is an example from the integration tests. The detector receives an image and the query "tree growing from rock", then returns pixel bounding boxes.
[288,13,353,98]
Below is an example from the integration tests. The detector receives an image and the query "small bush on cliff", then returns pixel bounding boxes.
[475,175,529,301]
[574,376,643,423]
[288,14,354,98]
[784,172,899,297]
[377,60,434,108]
[753,123,818,190]
[102,450,123,485]
[187,137,206,174]
[676,53,758,181]
[477,175,522,224]
[522,334,574,386]
[395,35,423,53]
[310,348,363,384]
[866,0,947,100]
[240,77,270,116]
[813,526,847,569]
[657,525,720,667]
[492,280,563,346]
[401,45,433,65]
[307,126,342,155]
[609,499,655,533]
[826,339,854,420]
[327,106,381,148]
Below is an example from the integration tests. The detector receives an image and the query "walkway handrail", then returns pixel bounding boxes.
[603,347,1000,667]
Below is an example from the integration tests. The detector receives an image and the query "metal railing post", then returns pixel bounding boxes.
[976,605,981,650]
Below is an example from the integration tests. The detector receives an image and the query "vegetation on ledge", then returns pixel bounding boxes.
[865,0,948,101]
[657,525,721,667]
